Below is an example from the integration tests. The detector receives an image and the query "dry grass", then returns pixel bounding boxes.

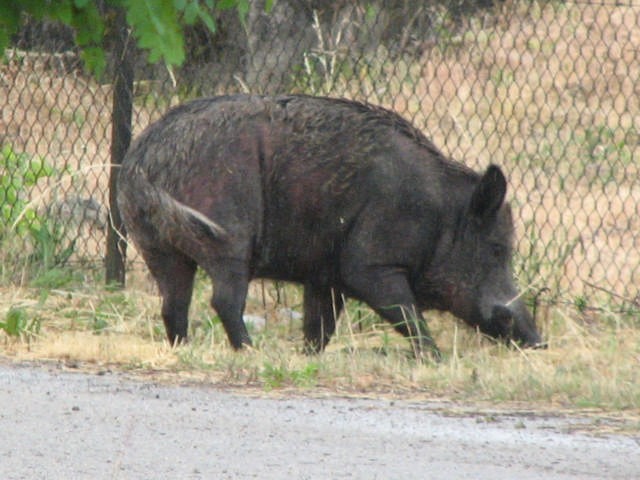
[1,275,638,416]
[1,2,639,416]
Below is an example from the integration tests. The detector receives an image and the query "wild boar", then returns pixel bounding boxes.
[117,94,544,358]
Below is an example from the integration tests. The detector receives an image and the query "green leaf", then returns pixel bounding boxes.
[0,3,21,56]
[216,0,238,9]
[180,0,217,32]
[125,0,185,66]
[197,8,216,32]
[80,46,106,77]
[0,1,22,26]
[2,307,28,337]
[182,1,199,24]
[71,2,104,45]
[235,0,250,26]
[50,1,73,25]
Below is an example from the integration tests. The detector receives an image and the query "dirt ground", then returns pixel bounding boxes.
[1,360,638,480]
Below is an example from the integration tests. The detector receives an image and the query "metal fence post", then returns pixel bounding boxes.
[105,8,134,287]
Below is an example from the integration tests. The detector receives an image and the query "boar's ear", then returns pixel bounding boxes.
[469,165,507,221]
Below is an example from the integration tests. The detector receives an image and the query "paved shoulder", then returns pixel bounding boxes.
[0,363,637,479]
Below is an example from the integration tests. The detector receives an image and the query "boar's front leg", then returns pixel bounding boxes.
[342,266,441,360]
[303,284,344,354]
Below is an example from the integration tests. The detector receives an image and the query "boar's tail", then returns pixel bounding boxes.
[119,166,227,244]
[152,190,228,242]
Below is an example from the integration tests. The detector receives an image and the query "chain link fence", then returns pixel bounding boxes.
[1,1,639,314]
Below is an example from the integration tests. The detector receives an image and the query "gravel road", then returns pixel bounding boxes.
[1,362,638,479]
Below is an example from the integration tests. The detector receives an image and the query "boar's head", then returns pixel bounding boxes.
[421,165,544,348]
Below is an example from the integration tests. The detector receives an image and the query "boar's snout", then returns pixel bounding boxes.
[487,304,546,349]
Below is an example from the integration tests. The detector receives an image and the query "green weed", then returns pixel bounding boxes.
[0,306,41,341]
[28,222,75,272]
[31,267,77,289]
[0,145,76,279]
[260,360,320,390]
[0,145,53,237]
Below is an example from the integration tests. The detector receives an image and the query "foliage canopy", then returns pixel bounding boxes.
[0,0,263,76]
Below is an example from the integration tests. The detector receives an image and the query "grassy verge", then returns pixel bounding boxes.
[1,272,638,416]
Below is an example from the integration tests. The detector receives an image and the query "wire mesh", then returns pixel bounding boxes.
[1,1,638,312]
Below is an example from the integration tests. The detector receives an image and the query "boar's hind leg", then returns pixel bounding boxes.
[303,285,344,354]
[206,259,252,350]
[143,249,197,345]
[343,268,441,359]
